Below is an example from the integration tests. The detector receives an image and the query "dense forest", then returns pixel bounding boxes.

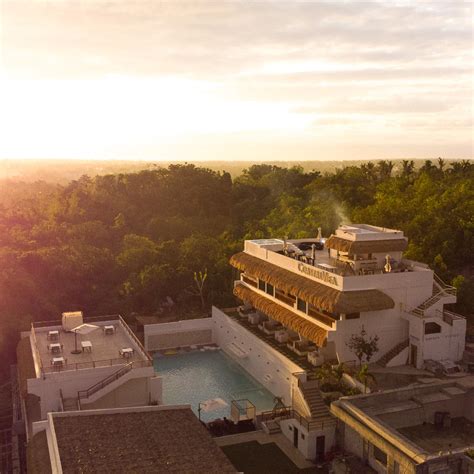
[0,159,473,380]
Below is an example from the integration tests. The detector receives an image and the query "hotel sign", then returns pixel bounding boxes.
[297,263,338,286]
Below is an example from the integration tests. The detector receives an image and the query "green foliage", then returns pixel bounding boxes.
[346,326,380,367]
[0,159,472,380]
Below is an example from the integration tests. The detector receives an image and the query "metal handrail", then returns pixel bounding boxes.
[42,357,152,374]
[78,362,133,401]
[260,407,336,431]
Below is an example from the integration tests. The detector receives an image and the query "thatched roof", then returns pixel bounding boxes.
[53,409,237,473]
[234,284,327,346]
[325,235,408,254]
[230,252,394,313]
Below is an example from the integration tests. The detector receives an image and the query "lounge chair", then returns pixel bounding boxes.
[238,304,256,318]
[248,312,262,325]
[260,320,282,335]
[275,329,289,343]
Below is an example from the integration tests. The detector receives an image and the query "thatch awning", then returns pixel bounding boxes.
[230,252,394,313]
[234,284,327,346]
[325,236,408,254]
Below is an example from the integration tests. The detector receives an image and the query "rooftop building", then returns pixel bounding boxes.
[17,313,161,436]
[331,376,474,473]
[230,223,466,369]
[28,405,237,473]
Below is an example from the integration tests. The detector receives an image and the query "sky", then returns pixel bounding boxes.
[0,0,472,162]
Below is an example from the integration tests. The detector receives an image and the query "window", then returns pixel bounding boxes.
[301,433,305,440]
[345,313,360,320]
[373,446,387,466]
[297,298,307,313]
[258,279,266,291]
[425,322,441,335]
[266,283,274,296]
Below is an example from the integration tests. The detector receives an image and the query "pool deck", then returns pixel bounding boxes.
[216,430,317,470]
[224,309,325,379]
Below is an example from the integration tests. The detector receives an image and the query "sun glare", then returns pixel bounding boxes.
[0,75,309,159]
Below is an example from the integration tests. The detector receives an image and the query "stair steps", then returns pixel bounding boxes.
[299,383,334,428]
[62,398,79,411]
[376,339,409,367]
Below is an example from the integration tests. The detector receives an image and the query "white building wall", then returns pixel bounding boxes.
[144,318,213,351]
[405,312,466,368]
[212,307,302,406]
[279,418,336,461]
[27,365,155,418]
[331,310,409,364]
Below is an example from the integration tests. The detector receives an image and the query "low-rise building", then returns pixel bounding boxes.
[28,405,237,473]
[331,377,474,473]
[17,313,161,437]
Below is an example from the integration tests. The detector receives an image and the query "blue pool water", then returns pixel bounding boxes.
[154,349,276,422]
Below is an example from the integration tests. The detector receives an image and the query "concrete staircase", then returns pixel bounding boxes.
[261,419,282,435]
[411,274,456,318]
[299,382,335,429]
[376,339,409,367]
[62,398,79,411]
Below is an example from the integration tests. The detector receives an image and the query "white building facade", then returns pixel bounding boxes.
[230,224,466,369]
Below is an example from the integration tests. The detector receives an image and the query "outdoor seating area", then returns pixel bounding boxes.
[47,330,59,342]
[32,316,148,374]
[225,309,323,376]
[259,320,283,335]
[81,341,92,353]
[287,340,317,357]
[48,343,63,355]
[119,347,134,358]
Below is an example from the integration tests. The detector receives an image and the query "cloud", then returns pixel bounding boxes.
[0,0,471,160]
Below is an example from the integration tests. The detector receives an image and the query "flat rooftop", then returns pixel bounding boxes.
[48,408,236,473]
[31,316,149,375]
[398,417,474,454]
[334,377,474,456]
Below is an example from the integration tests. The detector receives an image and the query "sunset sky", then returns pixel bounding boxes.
[0,1,472,161]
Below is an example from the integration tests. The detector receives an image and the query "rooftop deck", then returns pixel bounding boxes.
[31,315,151,375]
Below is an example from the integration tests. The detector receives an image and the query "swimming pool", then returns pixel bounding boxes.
[154,349,276,422]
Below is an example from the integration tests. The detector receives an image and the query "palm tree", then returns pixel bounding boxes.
[332,363,346,385]
[437,157,445,173]
[357,364,376,394]
[401,159,415,179]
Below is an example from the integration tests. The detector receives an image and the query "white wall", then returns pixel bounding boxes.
[144,318,213,351]
[212,307,302,406]
[27,365,155,418]
[406,312,466,368]
[280,418,336,460]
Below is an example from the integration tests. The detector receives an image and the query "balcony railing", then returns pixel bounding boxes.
[42,357,152,375]
[308,308,336,328]
[32,314,151,362]
[260,407,336,431]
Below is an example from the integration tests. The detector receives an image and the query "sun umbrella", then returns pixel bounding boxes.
[71,323,99,354]
[198,398,228,420]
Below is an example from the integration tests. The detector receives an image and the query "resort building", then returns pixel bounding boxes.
[140,224,467,463]
[229,224,466,369]
[27,405,237,473]
[331,376,474,474]
[17,312,161,438]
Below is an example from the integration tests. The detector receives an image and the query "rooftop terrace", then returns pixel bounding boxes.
[398,417,474,454]
[30,315,151,376]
